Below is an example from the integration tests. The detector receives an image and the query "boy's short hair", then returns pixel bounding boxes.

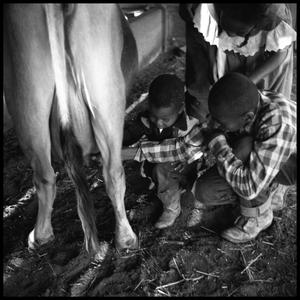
[148,74,185,110]
[208,72,259,116]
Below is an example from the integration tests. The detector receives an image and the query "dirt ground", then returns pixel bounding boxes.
[3,49,297,297]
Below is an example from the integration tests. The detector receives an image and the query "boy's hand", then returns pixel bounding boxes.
[202,116,226,145]
[170,161,186,179]
[171,161,186,173]
[121,147,138,161]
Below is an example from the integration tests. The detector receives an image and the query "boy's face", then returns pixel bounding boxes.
[210,113,245,133]
[149,104,182,129]
[210,108,253,134]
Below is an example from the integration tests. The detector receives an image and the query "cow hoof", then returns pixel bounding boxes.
[94,241,110,262]
[27,230,55,251]
[115,232,138,250]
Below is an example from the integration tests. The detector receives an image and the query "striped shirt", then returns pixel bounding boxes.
[134,121,206,164]
[135,91,297,200]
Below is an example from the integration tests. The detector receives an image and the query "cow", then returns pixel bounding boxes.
[3,3,139,258]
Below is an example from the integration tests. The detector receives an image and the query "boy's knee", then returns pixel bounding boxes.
[193,167,238,206]
[153,163,175,182]
[158,187,181,203]
[153,163,181,193]
[193,177,215,205]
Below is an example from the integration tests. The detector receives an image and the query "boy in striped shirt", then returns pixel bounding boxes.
[130,73,296,243]
[122,74,202,229]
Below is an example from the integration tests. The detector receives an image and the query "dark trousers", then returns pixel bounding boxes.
[193,153,297,208]
[150,161,198,204]
[185,23,214,123]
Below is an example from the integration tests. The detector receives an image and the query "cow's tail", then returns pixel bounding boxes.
[45,4,99,255]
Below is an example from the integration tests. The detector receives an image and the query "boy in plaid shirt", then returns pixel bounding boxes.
[122,74,202,229]
[131,73,296,243]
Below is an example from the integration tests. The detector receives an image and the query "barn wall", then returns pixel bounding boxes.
[128,6,166,69]
[164,4,185,48]
[121,3,185,68]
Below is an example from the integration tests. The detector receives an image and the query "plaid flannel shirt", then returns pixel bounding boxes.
[135,91,297,200]
[134,123,206,164]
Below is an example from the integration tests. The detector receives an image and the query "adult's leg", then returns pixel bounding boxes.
[185,23,215,122]
[262,4,294,99]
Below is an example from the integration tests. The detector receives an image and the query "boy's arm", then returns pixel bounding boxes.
[208,123,295,201]
[134,125,205,163]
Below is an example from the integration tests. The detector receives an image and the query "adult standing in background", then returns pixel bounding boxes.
[179,3,296,122]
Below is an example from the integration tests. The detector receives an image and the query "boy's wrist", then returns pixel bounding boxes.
[208,135,228,155]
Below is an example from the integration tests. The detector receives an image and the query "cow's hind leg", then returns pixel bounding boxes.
[4,3,57,251]
[89,89,138,250]
[94,128,138,250]
[68,4,138,251]
[27,144,56,250]
[8,88,56,250]
[19,87,57,250]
